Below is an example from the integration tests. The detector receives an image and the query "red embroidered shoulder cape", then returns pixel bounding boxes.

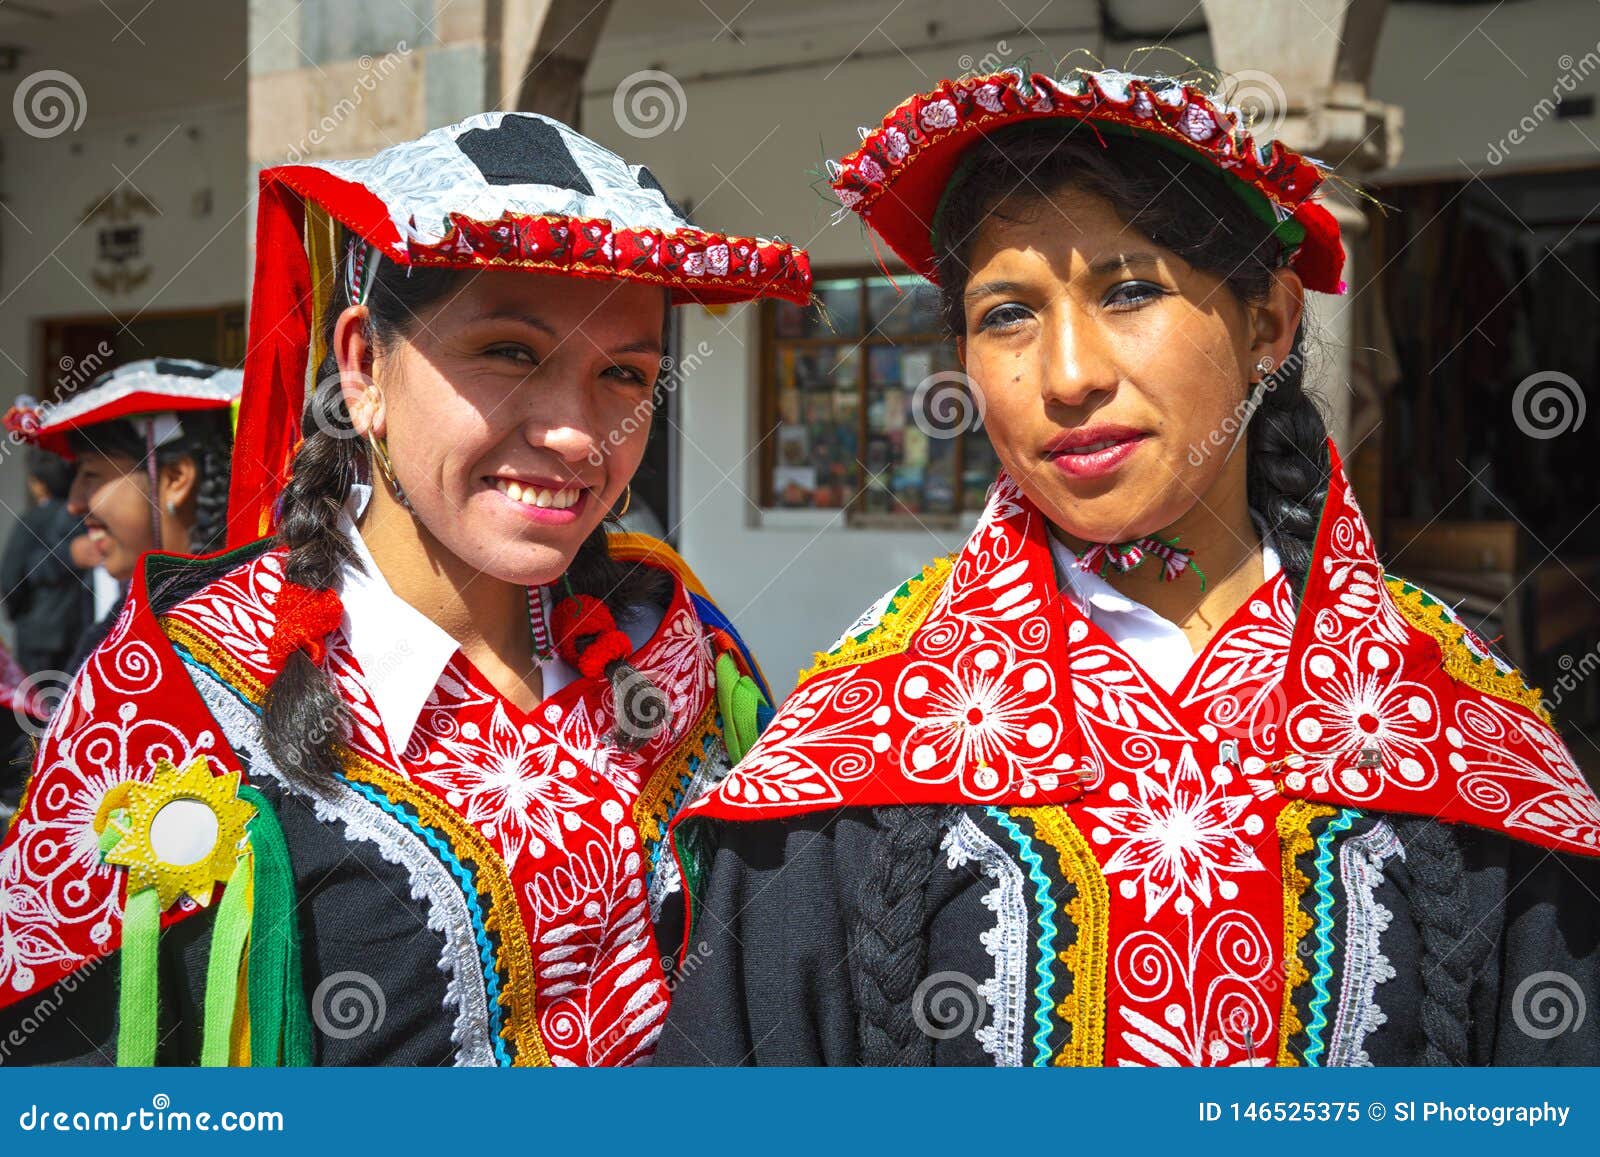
[676,439,1598,1068]
[0,536,759,1066]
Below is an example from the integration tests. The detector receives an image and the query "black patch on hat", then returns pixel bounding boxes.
[636,165,689,222]
[456,116,594,195]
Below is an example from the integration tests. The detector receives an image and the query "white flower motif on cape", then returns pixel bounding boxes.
[1287,640,1441,797]
[894,637,1061,798]
[417,702,592,868]
[1085,744,1265,920]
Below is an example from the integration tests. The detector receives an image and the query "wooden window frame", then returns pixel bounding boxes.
[756,264,985,529]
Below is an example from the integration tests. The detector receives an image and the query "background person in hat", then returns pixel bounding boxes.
[0,112,808,1066]
[658,66,1600,1067]
[4,358,240,671]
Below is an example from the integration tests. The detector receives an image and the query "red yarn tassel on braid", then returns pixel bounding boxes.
[551,592,634,680]
[268,582,345,668]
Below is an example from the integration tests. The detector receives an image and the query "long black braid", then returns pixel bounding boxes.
[260,242,672,793]
[1391,816,1480,1065]
[852,803,943,1065]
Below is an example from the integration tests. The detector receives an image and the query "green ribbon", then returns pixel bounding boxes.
[238,784,312,1066]
[115,886,161,1067]
[199,852,254,1066]
[715,652,769,764]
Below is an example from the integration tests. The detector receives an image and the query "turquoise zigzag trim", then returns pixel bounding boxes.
[175,647,513,1067]
[1301,808,1359,1066]
[342,778,513,1066]
[987,807,1058,1067]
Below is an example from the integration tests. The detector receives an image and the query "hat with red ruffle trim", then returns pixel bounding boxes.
[229,111,813,548]
[827,67,1346,295]
[5,358,241,459]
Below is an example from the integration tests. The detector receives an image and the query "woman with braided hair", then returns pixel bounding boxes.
[659,67,1600,1066]
[3,358,239,672]
[0,113,808,1066]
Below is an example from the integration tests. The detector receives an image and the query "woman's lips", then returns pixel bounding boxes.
[1048,433,1149,480]
[487,477,587,526]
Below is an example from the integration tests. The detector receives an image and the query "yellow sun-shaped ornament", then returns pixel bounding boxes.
[103,756,254,911]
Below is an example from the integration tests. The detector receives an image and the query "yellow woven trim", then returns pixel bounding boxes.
[633,698,719,848]
[1012,806,1107,1067]
[305,201,338,375]
[1275,801,1336,1068]
[799,556,954,686]
[1385,578,1551,724]
[162,615,554,1067]
[336,747,553,1067]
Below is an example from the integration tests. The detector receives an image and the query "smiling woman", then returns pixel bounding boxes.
[0,112,811,1067]
[657,67,1600,1068]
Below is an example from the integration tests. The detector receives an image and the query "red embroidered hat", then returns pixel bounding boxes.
[230,111,814,546]
[5,359,241,459]
[828,66,1347,295]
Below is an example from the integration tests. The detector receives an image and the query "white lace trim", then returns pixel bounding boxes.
[941,810,1028,1066]
[1328,820,1404,1067]
[185,664,498,1067]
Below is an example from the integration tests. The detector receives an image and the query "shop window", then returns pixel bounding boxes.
[758,271,998,525]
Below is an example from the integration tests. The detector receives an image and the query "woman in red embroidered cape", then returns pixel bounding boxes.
[0,113,809,1066]
[656,67,1600,1066]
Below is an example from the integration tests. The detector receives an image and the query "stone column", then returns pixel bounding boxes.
[1201,0,1404,455]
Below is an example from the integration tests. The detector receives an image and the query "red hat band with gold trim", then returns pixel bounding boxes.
[827,67,1346,296]
[230,111,814,548]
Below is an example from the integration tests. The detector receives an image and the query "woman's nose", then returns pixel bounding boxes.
[1040,307,1119,409]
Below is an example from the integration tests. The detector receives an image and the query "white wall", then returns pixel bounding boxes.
[1371,0,1600,180]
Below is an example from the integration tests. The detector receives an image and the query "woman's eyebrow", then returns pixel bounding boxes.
[963,278,1027,302]
[474,309,558,336]
[1086,252,1162,276]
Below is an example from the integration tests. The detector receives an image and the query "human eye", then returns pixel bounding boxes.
[1103,280,1167,311]
[978,302,1034,332]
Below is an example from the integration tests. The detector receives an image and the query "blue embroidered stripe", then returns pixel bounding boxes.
[174,646,514,1067]
[340,778,513,1066]
[1302,808,1359,1066]
[645,722,721,879]
[987,807,1058,1067]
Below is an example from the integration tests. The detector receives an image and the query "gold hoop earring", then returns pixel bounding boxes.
[613,484,631,520]
[367,429,412,511]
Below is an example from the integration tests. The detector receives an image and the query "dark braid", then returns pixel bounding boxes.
[1392,817,1478,1065]
[260,369,363,791]
[180,410,235,555]
[850,804,943,1065]
[931,120,1332,604]
[260,235,673,786]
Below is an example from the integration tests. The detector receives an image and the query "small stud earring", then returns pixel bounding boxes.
[1255,355,1275,376]
[164,500,177,515]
